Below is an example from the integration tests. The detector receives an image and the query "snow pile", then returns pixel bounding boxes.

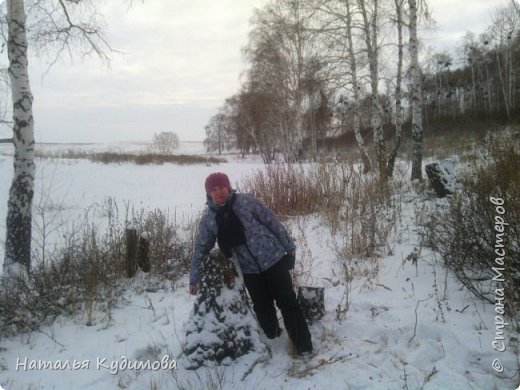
[424,158,459,197]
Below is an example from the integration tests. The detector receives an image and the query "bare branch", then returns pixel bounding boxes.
[24,0,115,68]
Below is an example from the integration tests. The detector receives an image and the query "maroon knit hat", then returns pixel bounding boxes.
[205,172,231,194]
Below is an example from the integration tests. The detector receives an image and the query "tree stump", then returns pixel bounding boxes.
[138,232,151,273]
[183,250,265,370]
[425,159,458,198]
[297,286,325,324]
[126,228,138,278]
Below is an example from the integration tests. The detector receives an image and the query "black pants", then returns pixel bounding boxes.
[243,257,313,354]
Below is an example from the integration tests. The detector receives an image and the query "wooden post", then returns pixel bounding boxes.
[126,228,137,278]
[138,233,151,273]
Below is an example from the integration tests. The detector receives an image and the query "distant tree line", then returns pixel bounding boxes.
[424,4,518,123]
[204,0,519,169]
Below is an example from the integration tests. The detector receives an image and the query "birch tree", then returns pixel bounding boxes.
[314,0,373,172]
[408,0,423,181]
[346,2,373,173]
[489,2,519,120]
[386,0,404,178]
[247,0,323,163]
[2,0,112,276]
[4,0,34,275]
[238,87,279,164]
[344,0,373,173]
[461,33,482,115]
[204,112,228,155]
[358,0,386,183]
[243,29,288,163]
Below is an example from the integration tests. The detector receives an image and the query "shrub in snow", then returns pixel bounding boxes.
[183,250,266,369]
[426,138,519,322]
[0,202,194,337]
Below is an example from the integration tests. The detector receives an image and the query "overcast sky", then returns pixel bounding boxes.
[0,0,510,144]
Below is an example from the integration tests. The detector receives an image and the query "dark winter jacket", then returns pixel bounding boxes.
[215,193,247,258]
[189,191,295,285]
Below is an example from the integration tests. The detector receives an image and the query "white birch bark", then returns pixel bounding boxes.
[508,34,514,110]
[408,0,423,181]
[287,1,306,163]
[387,0,404,178]
[358,0,386,182]
[345,0,372,173]
[484,59,492,114]
[3,0,35,276]
[496,47,511,120]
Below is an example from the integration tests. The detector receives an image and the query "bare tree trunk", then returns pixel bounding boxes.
[496,46,511,119]
[245,115,270,164]
[409,0,423,181]
[3,0,35,276]
[458,87,465,115]
[387,0,404,178]
[217,128,222,155]
[436,70,442,120]
[508,35,515,110]
[345,0,372,173]
[359,0,386,183]
[309,93,318,162]
[484,59,493,114]
[286,1,306,163]
[470,60,477,114]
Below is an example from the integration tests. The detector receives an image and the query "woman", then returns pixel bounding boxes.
[189,172,313,357]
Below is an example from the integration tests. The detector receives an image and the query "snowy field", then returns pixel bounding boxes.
[0,142,518,389]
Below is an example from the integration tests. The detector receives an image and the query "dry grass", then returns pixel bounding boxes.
[34,149,225,165]
[0,201,194,336]
[240,161,404,285]
[238,164,323,217]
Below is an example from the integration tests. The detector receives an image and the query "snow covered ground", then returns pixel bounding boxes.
[0,142,518,389]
